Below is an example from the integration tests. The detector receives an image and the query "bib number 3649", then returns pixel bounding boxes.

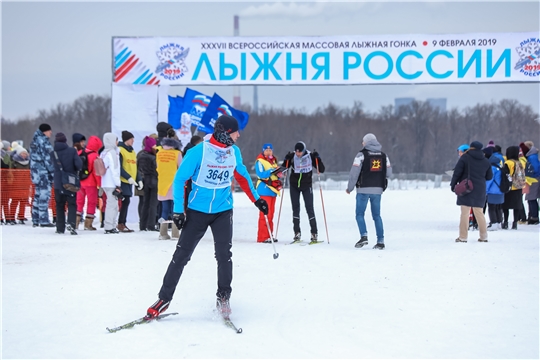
[207,169,230,181]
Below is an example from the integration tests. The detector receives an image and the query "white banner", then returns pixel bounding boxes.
[112,33,539,85]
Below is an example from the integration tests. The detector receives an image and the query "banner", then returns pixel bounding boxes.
[199,93,250,133]
[112,33,539,85]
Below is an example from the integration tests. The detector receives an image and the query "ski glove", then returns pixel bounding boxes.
[254,198,269,215]
[312,151,320,159]
[285,152,295,162]
[137,180,144,191]
[172,213,186,230]
[128,177,137,186]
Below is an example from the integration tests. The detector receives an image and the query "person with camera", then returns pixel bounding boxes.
[50,132,83,235]
[145,115,268,321]
[100,133,122,234]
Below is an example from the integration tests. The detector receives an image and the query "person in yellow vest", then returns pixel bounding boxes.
[118,131,143,233]
[157,137,183,239]
[255,143,286,243]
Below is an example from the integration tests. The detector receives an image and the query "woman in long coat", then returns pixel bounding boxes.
[450,141,493,242]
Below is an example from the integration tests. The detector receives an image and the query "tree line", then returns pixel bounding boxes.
[2,94,538,174]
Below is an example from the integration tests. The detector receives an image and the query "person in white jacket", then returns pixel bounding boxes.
[100,133,121,234]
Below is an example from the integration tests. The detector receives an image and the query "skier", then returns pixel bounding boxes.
[345,133,392,250]
[145,115,268,320]
[282,141,325,244]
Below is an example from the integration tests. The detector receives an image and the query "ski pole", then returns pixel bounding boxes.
[264,214,279,259]
[273,160,288,241]
[315,156,330,244]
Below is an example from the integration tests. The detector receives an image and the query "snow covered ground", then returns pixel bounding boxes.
[2,185,539,359]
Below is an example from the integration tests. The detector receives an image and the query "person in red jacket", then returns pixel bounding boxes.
[76,135,103,230]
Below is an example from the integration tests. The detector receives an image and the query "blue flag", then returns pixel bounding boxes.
[199,93,249,133]
[180,88,212,131]
[167,95,184,129]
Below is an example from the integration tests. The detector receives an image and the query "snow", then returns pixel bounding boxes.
[2,185,539,359]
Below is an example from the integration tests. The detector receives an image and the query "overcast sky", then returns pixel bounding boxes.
[1,1,539,121]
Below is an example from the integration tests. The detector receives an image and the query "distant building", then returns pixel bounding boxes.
[394,97,447,114]
[394,98,415,114]
[426,98,447,113]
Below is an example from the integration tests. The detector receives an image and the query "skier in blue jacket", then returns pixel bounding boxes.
[145,115,268,320]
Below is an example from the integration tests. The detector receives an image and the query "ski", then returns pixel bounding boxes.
[286,240,303,245]
[222,315,243,333]
[300,241,324,246]
[106,312,178,333]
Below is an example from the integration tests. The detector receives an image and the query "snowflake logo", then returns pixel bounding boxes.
[514,38,540,73]
[155,44,190,80]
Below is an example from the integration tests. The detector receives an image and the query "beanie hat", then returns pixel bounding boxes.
[215,115,239,134]
[294,141,306,152]
[482,147,494,158]
[363,133,377,143]
[519,142,530,156]
[15,146,28,155]
[487,140,495,148]
[122,130,134,142]
[156,122,173,138]
[39,123,52,133]
[469,141,483,150]
[2,140,10,150]
[262,143,273,152]
[72,133,86,145]
[143,136,157,152]
[11,141,20,151]
[55,132,67,143]
[524,140,534,149]
[457,144,469,152]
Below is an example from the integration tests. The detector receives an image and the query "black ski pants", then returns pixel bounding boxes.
[159,208,233,302]
[118,195,131,225]
[54,188,77,233]
[290,185,317,235]
[487,203,503,224]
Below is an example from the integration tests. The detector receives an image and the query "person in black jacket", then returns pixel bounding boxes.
[282,141,325,244]
[137,136,158,232]
[50,132,83,235]
[450,141,493,243]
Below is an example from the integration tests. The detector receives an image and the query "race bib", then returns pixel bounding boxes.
[193,142,236,189]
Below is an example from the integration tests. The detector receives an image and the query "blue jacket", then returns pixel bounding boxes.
[486,156,503,196]
[173,140,260,214]
[50,142,83,191]
[525,147,540,178]
[29,129,54,184]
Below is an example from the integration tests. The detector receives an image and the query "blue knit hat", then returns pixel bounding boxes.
[262,143,273,152]
[457,144,469,152]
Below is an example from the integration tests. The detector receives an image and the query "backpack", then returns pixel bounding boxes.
[93,156,106,177]
[79,150,94,180]
[499,164,512,193]
[511,160,526,189]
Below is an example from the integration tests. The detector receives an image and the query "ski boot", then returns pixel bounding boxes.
[216,297,231,317]
[290,232,301,244]
[309,233,319,245]
[373,243,385,250]
[145,299,170,320]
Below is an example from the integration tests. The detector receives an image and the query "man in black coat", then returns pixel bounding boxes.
[50,132,83,235]
[450,140,493,243]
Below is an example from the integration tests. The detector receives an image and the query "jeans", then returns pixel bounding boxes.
[355,193,384,243]
[161,200,173,220]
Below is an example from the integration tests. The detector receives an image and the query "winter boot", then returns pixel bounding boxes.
[171,223,180,239]
[528,217,539,225]
[75,215,81,230]
[373,243,385,250]
[501,222,508,230]
[355,236,368,248]
[511,221,518,230]
[145,299,170,320]
[455,238,467,243]
[216,297,231,318]
[159,222,171,240]
[478,238,488,242]
[84,217,96,231]
[100,212,105,228]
